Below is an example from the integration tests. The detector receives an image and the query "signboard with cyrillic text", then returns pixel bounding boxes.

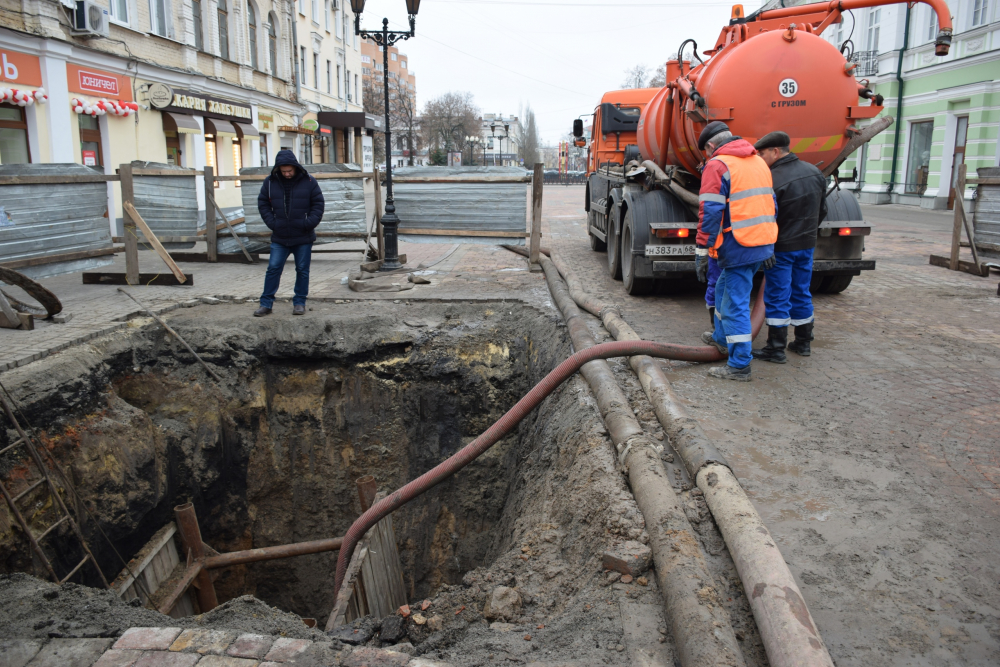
[0,49,42,86]
[152,86,252,123]
[67,64,133,101]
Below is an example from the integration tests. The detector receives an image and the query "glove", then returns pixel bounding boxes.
[762,255,776,270]
[695,249,709,283]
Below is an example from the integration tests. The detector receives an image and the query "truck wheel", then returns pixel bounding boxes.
[622,209,653,295]
[607,214,622,280]
[822,275,853,294]
[810,274,827,294]
[589,209,606,251]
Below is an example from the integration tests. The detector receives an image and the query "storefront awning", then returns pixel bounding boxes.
[205,118,237,137]
[234,122,260,141]
[162,112,201,134]
[316,111,377,130]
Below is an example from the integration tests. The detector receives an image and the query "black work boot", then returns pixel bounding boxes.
[708,306,716,329]
[708,365,752,382]
[787,323,814,356]
[752,326,788,364]
[253,306,272,317]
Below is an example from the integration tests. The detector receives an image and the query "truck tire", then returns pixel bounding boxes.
[622,208,653,295]
[607,211,622,280]
[810,274,827,293]
[821,275,853,293]
[589,209,606,251]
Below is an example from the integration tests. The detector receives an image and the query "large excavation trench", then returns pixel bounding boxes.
[0,300,766,665]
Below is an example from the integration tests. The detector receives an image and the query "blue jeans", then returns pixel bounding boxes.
[763,248,814,327]
[712,262,761,369]
[260,242,312,308]
[705,257,722,308]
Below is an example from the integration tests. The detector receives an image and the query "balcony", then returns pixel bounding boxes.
[850,50,878,77]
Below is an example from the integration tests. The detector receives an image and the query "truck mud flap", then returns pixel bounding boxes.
[812,259,876,274]
[652,261,696,275]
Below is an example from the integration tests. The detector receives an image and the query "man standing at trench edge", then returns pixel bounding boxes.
[254,150,325,317]
[752,131,827,361]
[695,121,778,382]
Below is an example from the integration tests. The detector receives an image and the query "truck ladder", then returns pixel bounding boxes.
[0,389,109,587]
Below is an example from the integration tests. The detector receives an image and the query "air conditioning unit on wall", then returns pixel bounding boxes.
[72,1,110,38]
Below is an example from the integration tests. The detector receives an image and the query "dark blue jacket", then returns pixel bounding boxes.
[257,150,325,247]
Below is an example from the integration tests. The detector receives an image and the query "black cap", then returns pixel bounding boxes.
[698,121,729,151]
[754,131,790,151]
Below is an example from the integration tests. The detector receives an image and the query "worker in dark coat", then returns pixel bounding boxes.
[254,149,325,317]
[752,131,828,361]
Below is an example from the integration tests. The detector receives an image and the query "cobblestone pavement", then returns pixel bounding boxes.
[3,186,999,666]
[541,185,1000,667]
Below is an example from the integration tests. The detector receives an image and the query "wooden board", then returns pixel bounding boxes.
[196,218,247,236]
[0,247,117,270]
[169,252,259,263]
[123,201,188,283]
[397,228,530,238]
[929,255,990,277]
[0,174,119,184]
[83,272,193,286]
[214,172,372,182]
[130,168,202,177]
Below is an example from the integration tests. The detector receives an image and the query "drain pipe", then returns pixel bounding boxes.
[887,4,911,197]
[546,251,834,667]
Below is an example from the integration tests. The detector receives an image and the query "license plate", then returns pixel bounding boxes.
[645,244,696,257]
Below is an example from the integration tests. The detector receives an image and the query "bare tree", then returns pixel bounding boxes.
[422,92,480,155]
[363,74,420,166]
[621,64,649,89]
[521,106,540,167]
[648,63,667,88]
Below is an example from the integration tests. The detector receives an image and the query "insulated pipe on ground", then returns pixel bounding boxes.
[547,251,835,667]
[203,537,344,569]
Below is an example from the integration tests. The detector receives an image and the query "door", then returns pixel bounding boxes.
[79,114,103,168]
[165,132,182,166]
[948,116,969,210]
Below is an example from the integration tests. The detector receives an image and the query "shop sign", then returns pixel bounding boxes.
[258,113,273,130]
[147,82,173,108]
[302,119,319,132]
[0,49,42,86]
[150,86,252,122]
[67,64,133,101]
[82,150,97,166]
[362,135,373,172]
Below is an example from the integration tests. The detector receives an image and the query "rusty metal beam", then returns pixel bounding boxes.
[157,561,203,616]
[174,503,219,613]
[203,537,344,569]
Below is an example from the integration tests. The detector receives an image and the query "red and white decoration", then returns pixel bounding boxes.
[71,96,138,117]
[0,88,47,106]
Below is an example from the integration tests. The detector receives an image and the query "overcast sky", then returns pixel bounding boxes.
[358,0,767,144]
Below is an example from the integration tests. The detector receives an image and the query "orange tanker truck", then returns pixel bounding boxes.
[575,0,953,295]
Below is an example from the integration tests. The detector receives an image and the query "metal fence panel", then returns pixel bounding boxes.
[230,163,367,254]
[131,161,199,250]
[391,167,530,245]
[974,167,1000,252]
[0,163,113,277]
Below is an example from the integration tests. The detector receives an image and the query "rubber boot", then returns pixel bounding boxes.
[708,365,752,382]
[708,306,716,329]
[752,326,788,364]
[787,322,814,357]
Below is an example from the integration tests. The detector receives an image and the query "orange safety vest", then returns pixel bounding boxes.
[708,153,778,258]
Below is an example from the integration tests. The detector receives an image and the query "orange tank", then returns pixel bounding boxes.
[635,0,954,174]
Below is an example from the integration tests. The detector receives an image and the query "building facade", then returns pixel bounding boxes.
[479,113,521,167]
[823,0,1000,208]
[360,40,417,168]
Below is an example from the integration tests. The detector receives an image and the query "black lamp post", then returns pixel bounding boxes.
[351,0,420,271]
[490,121,510,167]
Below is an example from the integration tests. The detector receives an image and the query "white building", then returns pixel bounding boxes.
[480,114,522,167]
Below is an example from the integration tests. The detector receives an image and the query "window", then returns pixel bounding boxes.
[297,0,303,15]
[375,62,383,71]
[926,7,938,41]
[110,0,129,24]
[346,69,351,100]
[401,61,406,69]
[150,0,167,37]
[973,0,989,26]
[311,0,318,23]
[866,8,880,52]
[79,114,102,168]
[324,0,329,30]
[205,133,218,187]
[337,64,341,97]
[354,74,358,105]
[232,139,242,187]
[0,105,29,164]
[326,60,331,93]
[361,55,370,64]
[260,133,268,167]
[268,17,277,76]
[300,46,306,85]
[248,2,258,69]
[904,121,934,195]
[335,4,343,39]
[218,0,230,60]
[301,134,314,165]
[193,0,203,50]
[313,54,319,90]
[390,52,397,61]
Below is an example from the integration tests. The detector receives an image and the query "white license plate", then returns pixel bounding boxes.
[645,244,696,257]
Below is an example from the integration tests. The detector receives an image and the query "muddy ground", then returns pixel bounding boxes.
[0,299,767,665]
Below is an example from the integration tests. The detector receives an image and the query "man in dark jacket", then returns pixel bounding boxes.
[254,149,325,317]
[752,131,827,361]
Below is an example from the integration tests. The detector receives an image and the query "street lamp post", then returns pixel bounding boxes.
[351,0,420,271]
[490,121,510,167]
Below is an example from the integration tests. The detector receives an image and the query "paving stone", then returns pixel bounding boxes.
[0,639,45,667]
[341,647,410,667]
[262,638,311,662]
[25,638,113,667]
[169,629,239,655]
[114,628,183,651]
[131,653,201,667]
[602,540,652,577]
[226,633,273,659]
[92,649,144,667]
[196,656,260,667]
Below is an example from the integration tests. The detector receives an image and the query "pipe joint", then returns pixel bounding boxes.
[935,28,952,55]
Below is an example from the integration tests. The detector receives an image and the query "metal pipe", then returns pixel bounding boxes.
[547,251,834,667]
[203,537,344,569]
[157,561,203,616]
[173,503,218,612]
[356,475,377,512]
